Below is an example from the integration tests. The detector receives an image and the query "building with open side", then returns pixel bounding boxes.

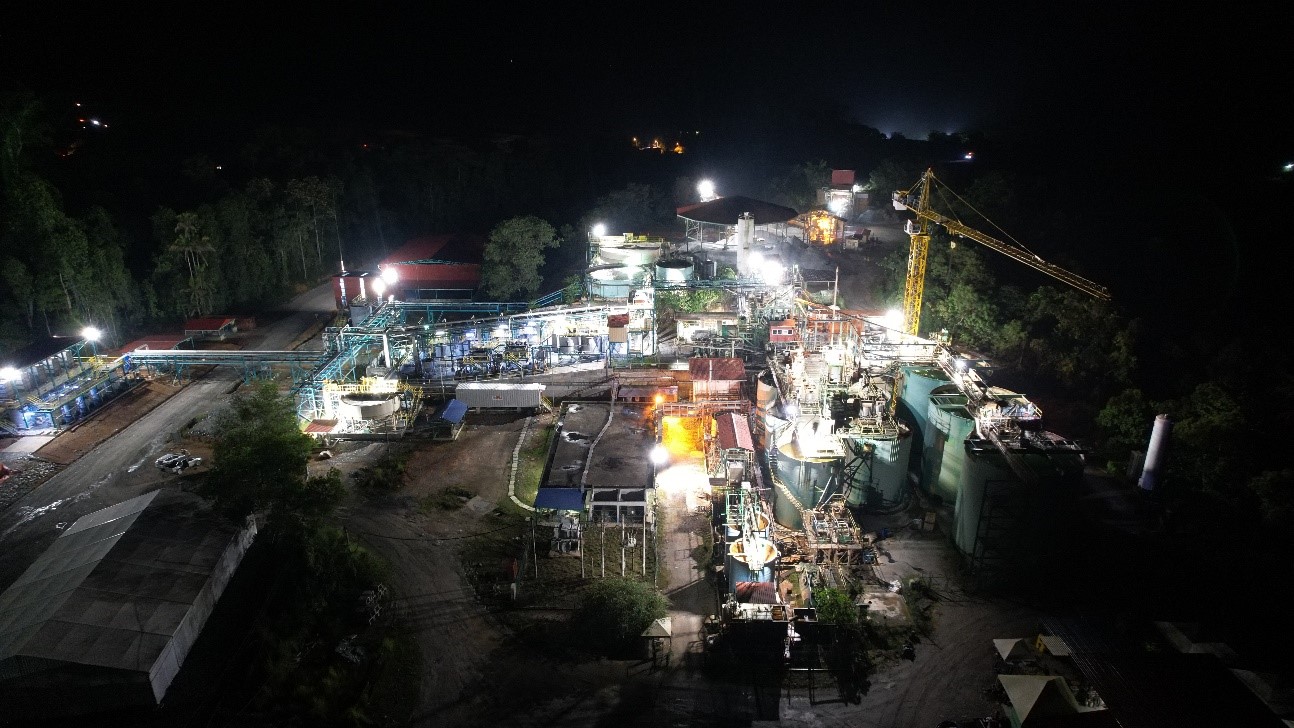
[0,490,256,720]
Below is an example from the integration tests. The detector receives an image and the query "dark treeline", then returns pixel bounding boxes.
[4,88,1293,558]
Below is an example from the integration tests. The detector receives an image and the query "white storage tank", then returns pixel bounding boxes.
[339,393,400,420]
[655,258,694,283]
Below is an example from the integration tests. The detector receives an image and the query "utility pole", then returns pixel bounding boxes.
[601,525,605,578]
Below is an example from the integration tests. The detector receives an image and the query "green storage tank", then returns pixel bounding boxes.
[897,367,949,442]
[844,427,913,508]
[923,387,974,503]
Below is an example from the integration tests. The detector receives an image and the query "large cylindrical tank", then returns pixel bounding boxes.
[580,336,600,354]
[771,421,839,529]
[952,446,1014,559]
[338,393,400,420]
[897,367,949,442]
[924,387,974,503]
[655,258,694,283]
[845,426,913,507]
[588,266,634,298]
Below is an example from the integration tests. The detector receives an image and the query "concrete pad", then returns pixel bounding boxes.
[0,436,54,456]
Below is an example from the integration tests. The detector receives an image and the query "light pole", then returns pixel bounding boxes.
[81,326,102,359]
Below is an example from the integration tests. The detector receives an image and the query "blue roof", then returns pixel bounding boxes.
[437,399,468,424]
[534,488,585,511]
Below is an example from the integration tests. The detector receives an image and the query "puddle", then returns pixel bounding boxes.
[562,431,591,444]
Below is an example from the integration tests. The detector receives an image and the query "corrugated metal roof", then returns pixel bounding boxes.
[304,419,338,434]
[534,488,585,511]
[689,358,745,381]
[675,195,798,225]
[0,490,245,677]
[715,412,754,451]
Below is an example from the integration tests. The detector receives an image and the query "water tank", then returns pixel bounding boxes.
[558,336,578,354]
[655,257,695,283]
[580,336,600,353]
[588,266,634,298]
[338,393,401,420]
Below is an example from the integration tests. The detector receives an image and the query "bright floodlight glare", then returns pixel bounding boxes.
[748,250,764,269]
[371,278,386,297]
[650,445,668,465]
[81,326,102,342]
[828,197,848,216]
[762,260,784,284]
[783,402,798,419]
[882,308,904,331]
[697,179,716,201]
[381,267,399,285]
[1,366,19,382]
[591,223,607,238]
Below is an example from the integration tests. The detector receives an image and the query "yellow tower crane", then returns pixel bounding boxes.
[892,168,1111,336]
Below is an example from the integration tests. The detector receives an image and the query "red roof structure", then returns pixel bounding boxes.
[715,412,754,451]
[830,169,856,187]
[116,335,191,356]
[376,235,484,294]
[688,357,745,381]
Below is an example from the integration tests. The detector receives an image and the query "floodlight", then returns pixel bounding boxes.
[591,223,607,238]
[748,251,764,269]
[371,278,386,297]
[81,326,102,342]
[1,366,19,382]
[697,179,716,201]
[650,445,668,465]
[783,402,798,419]
[761,260,784,284]
[381,267,399,285]
[882,309,904,331]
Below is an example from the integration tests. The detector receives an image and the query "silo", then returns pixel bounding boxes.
[923,387,974,503]
[655,258,695,283]
[897,367,949,442]
[771,418,840,529]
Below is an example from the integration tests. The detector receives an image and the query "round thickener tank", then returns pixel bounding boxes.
[924,386,974,504]
[655,257,694,283]
[338,393,400,421]
[588,266,633,298]
[771,420,840,529]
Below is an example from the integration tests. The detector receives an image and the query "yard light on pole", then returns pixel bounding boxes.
[81,326,102,357]
[1,366,19,382]
[591,223,607,238]
[371,278,386,300]
[381,266,399,286]
[697,179,716,202]
[650,444,668,465]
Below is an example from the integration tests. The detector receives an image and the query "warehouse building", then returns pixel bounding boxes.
[0,490,256,719]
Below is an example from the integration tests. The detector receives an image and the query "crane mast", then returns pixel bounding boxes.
[893,168,1110,336]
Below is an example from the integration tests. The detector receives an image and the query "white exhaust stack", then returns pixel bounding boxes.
[1138,414,1172,491]
[736,212,754,277]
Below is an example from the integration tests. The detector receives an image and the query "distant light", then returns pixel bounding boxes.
[650,445,668,465]
[955,359,967,371]
[371,278,387,297]
[81,326,102,342]
[75,102,81,107]
[654,394,664,405]
[851,184,863,193]
[1284,163,1294,173]
[591,223,607,238]
[964,151,974,160]
[761,260,784,284]
[90,119,101,126]
[697,179,717,202]
[381,267,399,285]
[435,330,447,337]
[827,197,849,216]
[215,165,222,170]
[748,251,764,269]
[0,366,20,382]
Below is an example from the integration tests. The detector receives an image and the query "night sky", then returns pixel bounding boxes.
[3,5,1292,331]
[5,6,1288,164]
